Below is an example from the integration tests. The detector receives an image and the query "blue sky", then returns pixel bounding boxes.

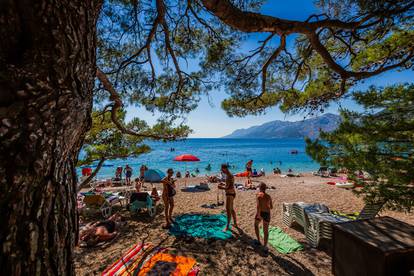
[126,0,414,138]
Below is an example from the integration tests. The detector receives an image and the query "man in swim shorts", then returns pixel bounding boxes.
[254,183,273,248]
[125,164,132,185]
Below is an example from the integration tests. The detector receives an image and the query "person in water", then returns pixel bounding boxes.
[161,168,176,228]
[185,171,190,178]
[139,165,147,181]
[218,164,238,231]
[254,183,273,248]
[176,171,182,178]
[125,165,133,185]
[79,213,124,247]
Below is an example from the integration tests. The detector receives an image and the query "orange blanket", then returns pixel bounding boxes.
[138,253,196,276]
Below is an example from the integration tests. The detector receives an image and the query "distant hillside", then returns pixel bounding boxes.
[222,113,341,139]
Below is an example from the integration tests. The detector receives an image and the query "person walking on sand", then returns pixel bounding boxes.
[125,165,133,185]
[218,164,238,231]
[254,183,273,249]
[161,168,176,228]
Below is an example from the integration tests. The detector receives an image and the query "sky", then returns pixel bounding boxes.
[126,0,414,138]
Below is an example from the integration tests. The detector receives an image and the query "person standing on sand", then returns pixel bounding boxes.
[254,183,273,249]
[161,168,176,228]
[246,160,253,177]
[125,165,132,185]
[218,164,238,231]
[139,165,147,181]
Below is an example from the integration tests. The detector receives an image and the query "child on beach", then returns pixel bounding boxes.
[134,178,142,192]
[161,168,176,228]
[151,185,160,202]
[218,164,238,231]
[244,177,254,189]
[254,183,273,249]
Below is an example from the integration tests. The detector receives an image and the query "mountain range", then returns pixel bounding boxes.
[222,113,341,139]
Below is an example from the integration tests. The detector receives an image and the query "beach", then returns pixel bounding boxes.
[75,174,413,275]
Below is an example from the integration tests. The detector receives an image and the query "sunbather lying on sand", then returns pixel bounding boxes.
[79,213,124,247]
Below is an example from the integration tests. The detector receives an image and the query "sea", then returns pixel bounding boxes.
[78,138,321,180]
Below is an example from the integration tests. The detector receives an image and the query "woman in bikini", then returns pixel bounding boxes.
[218,164,238,231]
[161,168,176,228]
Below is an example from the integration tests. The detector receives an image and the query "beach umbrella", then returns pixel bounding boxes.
[173,154,200,162]
[174,154,200,186]
[144,169,166,183]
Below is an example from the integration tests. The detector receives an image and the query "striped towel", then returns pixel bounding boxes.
[102,243,161,276]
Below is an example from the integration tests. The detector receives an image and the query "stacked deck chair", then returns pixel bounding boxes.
[129,192,156,217]
[283,201,385,248]
[81,192,125,218]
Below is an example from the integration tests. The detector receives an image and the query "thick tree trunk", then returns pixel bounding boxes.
[0,0,102,274]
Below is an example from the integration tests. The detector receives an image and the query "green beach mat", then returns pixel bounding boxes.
[260,226,303,254]
[169,214,232,240]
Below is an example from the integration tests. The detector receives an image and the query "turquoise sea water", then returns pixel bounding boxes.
[80,138,320,179]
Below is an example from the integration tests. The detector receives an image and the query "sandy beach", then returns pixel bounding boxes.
[75,174,413,275]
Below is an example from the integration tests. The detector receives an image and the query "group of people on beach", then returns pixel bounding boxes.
[159,160,273,249]
[82,159,274,249]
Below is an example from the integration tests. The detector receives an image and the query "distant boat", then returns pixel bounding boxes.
[290,150,299,154]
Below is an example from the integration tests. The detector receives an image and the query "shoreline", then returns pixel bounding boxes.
[85,170,319,182]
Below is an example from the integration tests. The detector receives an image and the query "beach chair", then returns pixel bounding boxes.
[305,202,385,248]
[282,203,295,227]
[82,194,113,218]
[128,192,156,217]
[313,167,329,177]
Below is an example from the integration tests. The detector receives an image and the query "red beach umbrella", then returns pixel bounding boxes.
[173,154,200,186]
[173,154,200,162]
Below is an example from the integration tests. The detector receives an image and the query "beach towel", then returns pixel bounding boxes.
[138,253,197,276]
[169,214,232,240]
[260,226,303,254]
[102,243,161,276]
[181,186,209,193]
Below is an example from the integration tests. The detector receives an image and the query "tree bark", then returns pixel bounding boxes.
[0,0,102,274]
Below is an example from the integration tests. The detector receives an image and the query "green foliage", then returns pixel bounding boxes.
[78,109,191,167]
[306,84,414,211]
